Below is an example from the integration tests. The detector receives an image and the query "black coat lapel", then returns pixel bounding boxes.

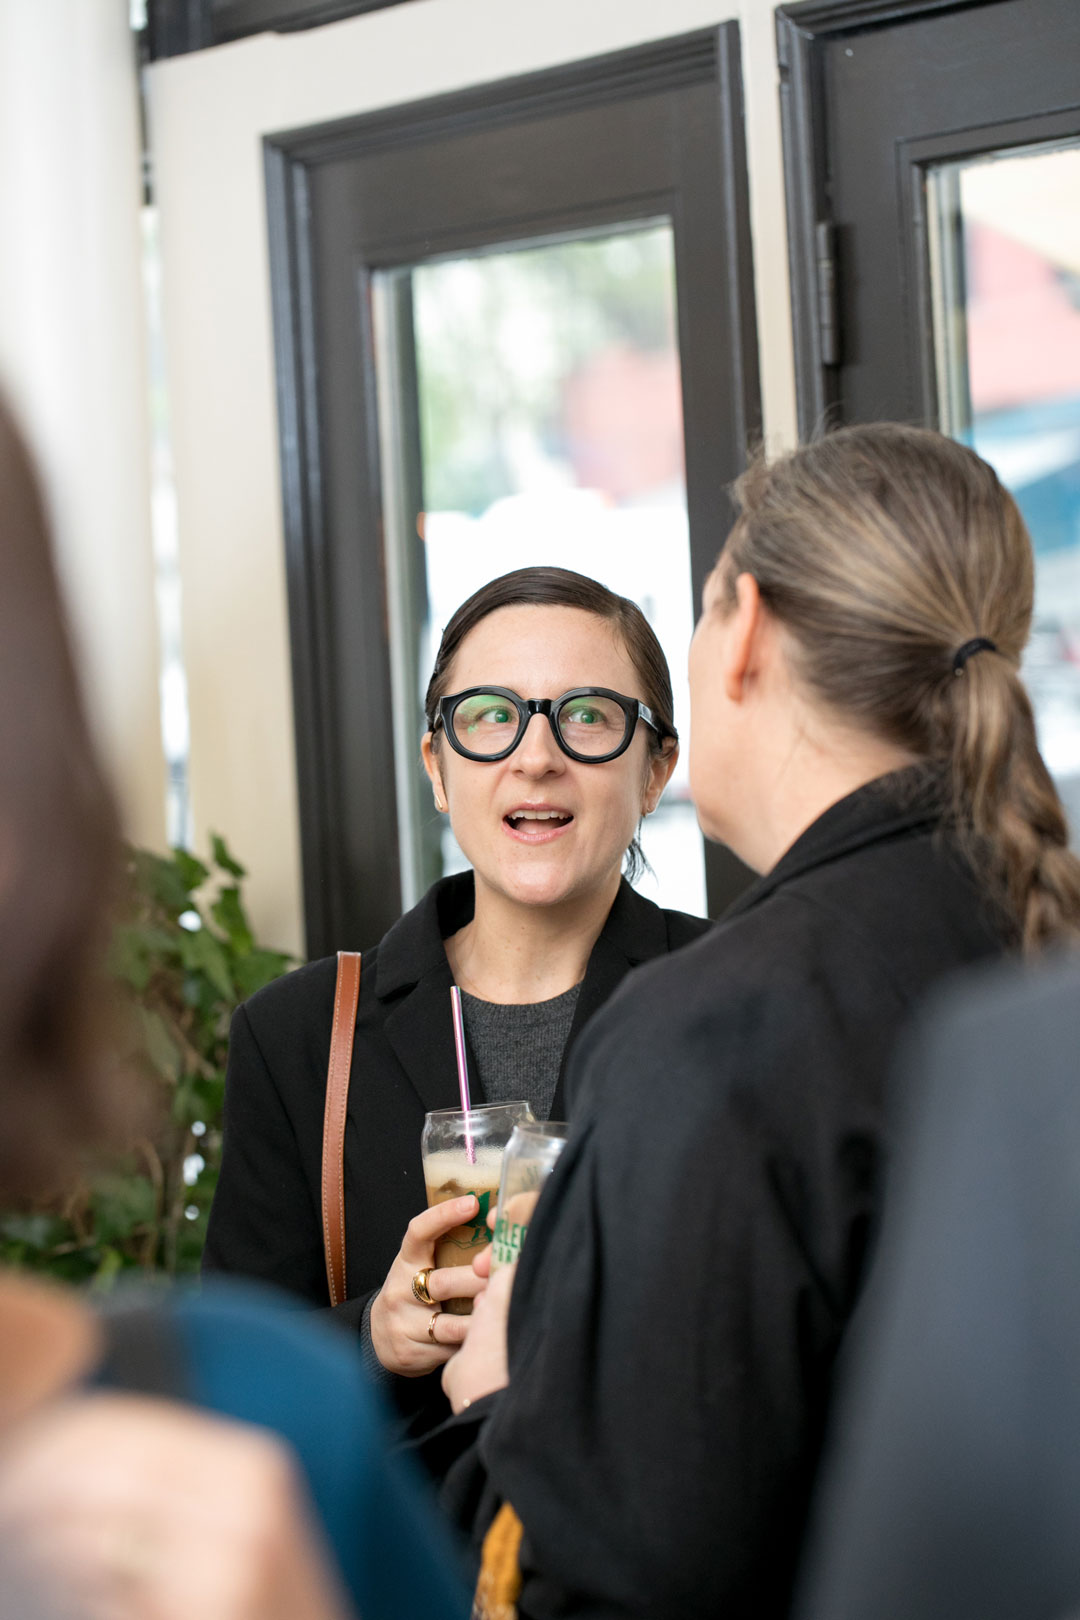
[375,871,484,1117]
[381,964,487,1116]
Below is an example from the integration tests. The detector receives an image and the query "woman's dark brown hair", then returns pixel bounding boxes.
[0,397,125,1199]
[724,422,1080,950]
[424,566,676,880]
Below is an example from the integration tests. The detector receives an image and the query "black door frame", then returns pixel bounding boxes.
[264,27,761,956]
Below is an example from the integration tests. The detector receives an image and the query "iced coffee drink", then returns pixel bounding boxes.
[421,1102,533,1314]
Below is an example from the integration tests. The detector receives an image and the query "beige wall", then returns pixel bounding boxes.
[0,0,166,850]
[147,0,798,958]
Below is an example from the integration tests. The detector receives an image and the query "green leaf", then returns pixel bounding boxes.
[133,850,193,917]
[193,1071,227,1119]
[91,1245,126,1292]
[233,948,292,1001]
[108,924,153,992]
[138,1006,182,1083]
[0,1213,71,1252]
[171,848,210,894]
[178,927,234,1002]
[90,1172,158,1247]
[211,886,254,956]
[211,833,246,879]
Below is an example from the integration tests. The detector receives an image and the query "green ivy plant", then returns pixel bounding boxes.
[0,836,292,1287]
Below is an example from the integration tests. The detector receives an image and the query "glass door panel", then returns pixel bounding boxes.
[928,141,1080,839]
[374,222,707,916]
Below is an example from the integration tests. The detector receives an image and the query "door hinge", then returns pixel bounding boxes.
[815,220,840,368]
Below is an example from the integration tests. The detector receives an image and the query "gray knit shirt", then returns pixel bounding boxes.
[459,981,581,1123]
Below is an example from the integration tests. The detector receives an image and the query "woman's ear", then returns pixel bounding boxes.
[722,573,765,704]
[642,740,679,816]
[420,733,448,813]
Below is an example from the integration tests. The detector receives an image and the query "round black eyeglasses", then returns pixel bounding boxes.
[435,687,676,764]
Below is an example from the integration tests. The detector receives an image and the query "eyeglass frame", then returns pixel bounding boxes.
[433,686,677,764]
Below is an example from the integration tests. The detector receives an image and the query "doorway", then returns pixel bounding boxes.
[266,27,760,954]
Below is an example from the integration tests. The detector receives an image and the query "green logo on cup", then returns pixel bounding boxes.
[463,1189,491,1247]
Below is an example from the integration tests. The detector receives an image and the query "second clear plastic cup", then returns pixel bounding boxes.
[491,1121,570,1275]
[422,1101,534,1314]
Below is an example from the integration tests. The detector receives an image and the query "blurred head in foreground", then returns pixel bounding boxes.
[0,397,124,1202]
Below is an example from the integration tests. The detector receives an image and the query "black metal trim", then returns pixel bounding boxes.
[777,0,1001,31]
[264,142,343,953]
[146,0,213,59]
[896,102,1080,431]
[147,0,415,58]
[776,7,834,437]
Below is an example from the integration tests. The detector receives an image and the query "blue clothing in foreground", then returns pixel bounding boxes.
[95,1283,470,1620]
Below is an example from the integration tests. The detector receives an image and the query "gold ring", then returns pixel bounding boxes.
[412,1266,436,1306]
[427,1309,441,1343]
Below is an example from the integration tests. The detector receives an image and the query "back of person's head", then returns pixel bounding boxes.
[0,396,124,1200]
[725,422,1080,951]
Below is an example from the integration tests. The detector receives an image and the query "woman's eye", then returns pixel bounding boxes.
[465,704,513,730]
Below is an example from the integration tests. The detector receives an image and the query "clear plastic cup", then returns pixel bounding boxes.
[421,1101,534,1313]
[490,1121,570,1275]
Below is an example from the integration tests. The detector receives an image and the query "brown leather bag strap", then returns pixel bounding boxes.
[321,950,361,1307]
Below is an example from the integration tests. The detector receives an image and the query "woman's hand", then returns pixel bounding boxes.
[441,1248,514,1415]
[368,1197,487,1376]
[0,1393,350,1620]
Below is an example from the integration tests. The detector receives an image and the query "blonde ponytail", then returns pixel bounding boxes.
[945,647,1080,949]
[725,423,1080,952]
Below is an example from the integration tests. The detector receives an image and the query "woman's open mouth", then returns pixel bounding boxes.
[502,807,575,843]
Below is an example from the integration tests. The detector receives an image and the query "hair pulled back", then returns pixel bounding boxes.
[0,398,125,1199]
[424,566,676,882]
[724,422,1080,951]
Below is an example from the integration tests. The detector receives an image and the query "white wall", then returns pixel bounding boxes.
[147,0,798,958]
[0,0,166,850]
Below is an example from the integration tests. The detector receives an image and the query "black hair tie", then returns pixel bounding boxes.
[952,636,998,675]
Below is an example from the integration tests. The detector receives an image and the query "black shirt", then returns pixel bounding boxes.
[436,771,1012,1618]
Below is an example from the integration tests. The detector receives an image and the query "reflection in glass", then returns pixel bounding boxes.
[376,224,706,915]
[929,141,1080,840]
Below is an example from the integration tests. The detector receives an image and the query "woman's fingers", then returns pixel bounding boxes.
[371,1202,485,1375]
[426,1263,485,1303]
[429,1312,470,1349]
[472,1245,493,1280]
[398,1196,478,1266]
[441,1263,515,1414]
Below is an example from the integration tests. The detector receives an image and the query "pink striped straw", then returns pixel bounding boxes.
[450,985,475,1164]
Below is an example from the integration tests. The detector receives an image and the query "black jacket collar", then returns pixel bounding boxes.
[376,871,674,1119]
[374,870,670,999]
[724,766,947,925]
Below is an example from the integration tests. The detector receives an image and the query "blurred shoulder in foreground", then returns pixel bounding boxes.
[797,951,1080,1620]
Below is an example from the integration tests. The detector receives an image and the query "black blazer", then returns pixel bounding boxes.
[444,772,1013,1619]
[202,872,709,1333]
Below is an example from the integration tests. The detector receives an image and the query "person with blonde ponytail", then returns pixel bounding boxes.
[436,424,1080,1620]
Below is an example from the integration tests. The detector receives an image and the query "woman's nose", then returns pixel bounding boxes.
[513,712,565,774]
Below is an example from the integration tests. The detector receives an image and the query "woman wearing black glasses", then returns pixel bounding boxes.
[204,567,707,1412]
